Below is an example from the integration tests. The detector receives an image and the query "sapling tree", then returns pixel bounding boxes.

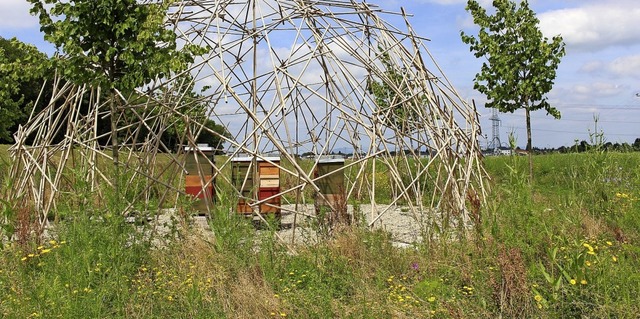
[368,46,424,135]
[461,0,565,179]
[29,0,206,195]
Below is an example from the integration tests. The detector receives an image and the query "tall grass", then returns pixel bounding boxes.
[1,145,639,318]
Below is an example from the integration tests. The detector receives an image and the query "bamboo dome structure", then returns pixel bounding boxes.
[9,0,487,239]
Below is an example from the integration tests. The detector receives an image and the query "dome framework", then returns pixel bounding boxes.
[9,0,487,240]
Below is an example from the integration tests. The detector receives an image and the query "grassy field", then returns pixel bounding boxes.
[1,147,639,318]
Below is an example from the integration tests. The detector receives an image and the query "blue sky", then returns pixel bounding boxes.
[2,0,639,149]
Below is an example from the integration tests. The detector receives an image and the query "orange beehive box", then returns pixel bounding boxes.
[185,175,214,199]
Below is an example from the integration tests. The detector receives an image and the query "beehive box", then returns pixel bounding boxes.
[183,144,216,213]
[232,156,281,215]
[314,156,346,213]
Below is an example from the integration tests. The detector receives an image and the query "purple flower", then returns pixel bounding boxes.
[411,262,419,271]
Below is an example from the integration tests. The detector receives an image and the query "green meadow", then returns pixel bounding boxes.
[0,146,639,318]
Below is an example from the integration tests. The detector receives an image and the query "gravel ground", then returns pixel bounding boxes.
[137,203,430,248]
[247,204,429,247]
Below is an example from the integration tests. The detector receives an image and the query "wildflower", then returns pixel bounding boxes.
[580,280,587,285]
[428,296,436,302]
[534,294,542,302]
[585,261,591,267]
[49,240,57,245]
[612,256,618,262]
[37,246,44,250]
[167,296,173,301]
[606,241,613,246]
[41,249,51,254]
[570,279,577,285]
[411,262,419,271]
[21,257,27,261]
[280,313,287,317]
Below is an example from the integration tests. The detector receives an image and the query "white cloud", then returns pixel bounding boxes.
[0,0,38,29]
[572,82,625,98]
[539,3,640,51]
[608,55,640,79]
[579,61,604,73]
[412,0,492,5]
[578,55,640,80]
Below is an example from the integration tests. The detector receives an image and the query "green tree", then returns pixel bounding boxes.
[0,37,51,142]
[633,138,640,151]
[461,0,565,179]
[368,46,424,134]
[152,73,230,153]
[29,0,205,195]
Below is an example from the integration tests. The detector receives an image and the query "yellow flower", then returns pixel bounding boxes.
[21,257,27,261]
[428,296,436,302]
[280,313,287,317]
[606,241,613,246]
[41,249,51,254]
[585,261,591,267]
[580,280,587,285]
[49,240,57,245]
[570,279,577,285]
[612,256,618,262]
[534,294,542,302]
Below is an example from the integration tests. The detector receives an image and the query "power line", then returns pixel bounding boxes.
[505,126,639,137]
[554,103,640,109]
[486,112,640,124]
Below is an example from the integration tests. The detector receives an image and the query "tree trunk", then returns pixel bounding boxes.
[525,106,533,181]
[110,90,119,200]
